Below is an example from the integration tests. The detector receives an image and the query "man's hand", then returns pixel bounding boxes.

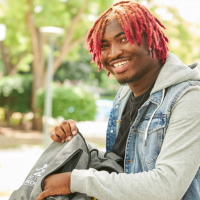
[36,172,72,200]
[51,119,78,143]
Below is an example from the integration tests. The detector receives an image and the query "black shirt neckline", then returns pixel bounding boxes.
[113,84,154,164]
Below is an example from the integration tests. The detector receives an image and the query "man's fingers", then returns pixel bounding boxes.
[51,119,78,143]
[50,131,62,143]
[54,126,66,140]
[60,121,72,139]
[37,172,72,199]
[36,189,51,200]
[68,119,78,136]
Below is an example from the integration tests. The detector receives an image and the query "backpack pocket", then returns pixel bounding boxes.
[41,149,83,200]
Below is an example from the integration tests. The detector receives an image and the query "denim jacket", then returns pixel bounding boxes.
[106,79,200,199]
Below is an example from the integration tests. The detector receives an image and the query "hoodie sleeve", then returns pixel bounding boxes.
[71,86,200,200]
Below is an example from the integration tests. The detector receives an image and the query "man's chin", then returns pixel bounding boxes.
[116,75,137,85]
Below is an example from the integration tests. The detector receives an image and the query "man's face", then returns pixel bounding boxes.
[100,18,155,85]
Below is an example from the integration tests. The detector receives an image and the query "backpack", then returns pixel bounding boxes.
[9,131,123,200]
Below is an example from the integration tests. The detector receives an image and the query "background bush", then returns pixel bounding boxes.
[0,74,32,113]
[36,84,97,121]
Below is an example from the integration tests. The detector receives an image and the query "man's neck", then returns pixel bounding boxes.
[128,63,162,97]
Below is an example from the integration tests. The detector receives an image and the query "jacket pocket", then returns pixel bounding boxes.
[138,115,167,170]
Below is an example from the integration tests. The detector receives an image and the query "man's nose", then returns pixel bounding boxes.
[108,45,123,60]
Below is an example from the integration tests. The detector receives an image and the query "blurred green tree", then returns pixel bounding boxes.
[150,5,200,64]
[36,84,96,121]
[0,0,113,130]
[0,74,32,124]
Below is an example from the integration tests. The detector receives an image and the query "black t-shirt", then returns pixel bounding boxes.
[113,85,153,161]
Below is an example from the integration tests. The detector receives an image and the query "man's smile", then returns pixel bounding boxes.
[110,59,131,74]
[113,60,130,68]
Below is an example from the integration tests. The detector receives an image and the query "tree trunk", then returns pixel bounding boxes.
[25,0,88,130]
[0,42,12,75]
[31,62,45,131]
[26,0,46,130]
[0,41,25,76]
[32,114,43,131]
[4,109,13,126]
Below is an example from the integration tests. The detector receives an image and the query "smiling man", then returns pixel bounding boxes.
[99,18,162,96]
[37,1,200,200]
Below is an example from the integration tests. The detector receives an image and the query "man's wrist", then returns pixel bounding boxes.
[64,172,72,193]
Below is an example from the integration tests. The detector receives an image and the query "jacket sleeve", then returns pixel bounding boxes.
[71,86,200,200]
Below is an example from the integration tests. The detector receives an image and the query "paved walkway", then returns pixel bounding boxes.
[0,121,107,199]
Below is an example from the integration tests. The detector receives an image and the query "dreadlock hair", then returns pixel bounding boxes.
[85,0,169,76]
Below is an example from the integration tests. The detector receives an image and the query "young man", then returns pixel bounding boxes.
[37,1,200,200]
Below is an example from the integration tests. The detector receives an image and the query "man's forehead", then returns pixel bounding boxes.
[105,17,120,26]
[104,18,123,32]
[101,19,124,41]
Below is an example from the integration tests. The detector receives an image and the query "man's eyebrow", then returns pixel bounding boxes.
[101,31,125,43]
[114,31,125,38]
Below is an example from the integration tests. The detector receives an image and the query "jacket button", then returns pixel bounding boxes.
[116,120,122,124]
[110,130,113,133]
[127,160,133,163]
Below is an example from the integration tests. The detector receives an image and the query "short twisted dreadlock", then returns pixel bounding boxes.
[85,0,169,76]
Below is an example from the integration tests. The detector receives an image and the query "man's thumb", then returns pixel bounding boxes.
[36,188,52,200]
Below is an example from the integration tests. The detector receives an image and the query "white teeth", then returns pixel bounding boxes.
[114,60,129,68]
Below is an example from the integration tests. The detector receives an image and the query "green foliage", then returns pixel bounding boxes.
[0,0,31,57]
[54,61,92,83]
[151,5,200,64]
[0,0,114,75]
[0,74,32,113]
[0,107,5,121]
[0,59,5,75]
[17,54,33,72]
[54,46,93,82]
[36,84,97,121]
[54,45,120,91]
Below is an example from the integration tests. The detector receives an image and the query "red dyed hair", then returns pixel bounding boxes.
[85,0,169,75]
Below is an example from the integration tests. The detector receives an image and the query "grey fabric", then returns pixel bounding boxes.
[89,150,123,173]
[9,132,123,200]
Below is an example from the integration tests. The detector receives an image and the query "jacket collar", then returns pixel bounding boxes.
[118,85,164,106]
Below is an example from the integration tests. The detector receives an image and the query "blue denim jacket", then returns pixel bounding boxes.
[106,81,200,200]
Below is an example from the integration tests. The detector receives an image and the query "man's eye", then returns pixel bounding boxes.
[101,44,108,48]
[121,38,127,42]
